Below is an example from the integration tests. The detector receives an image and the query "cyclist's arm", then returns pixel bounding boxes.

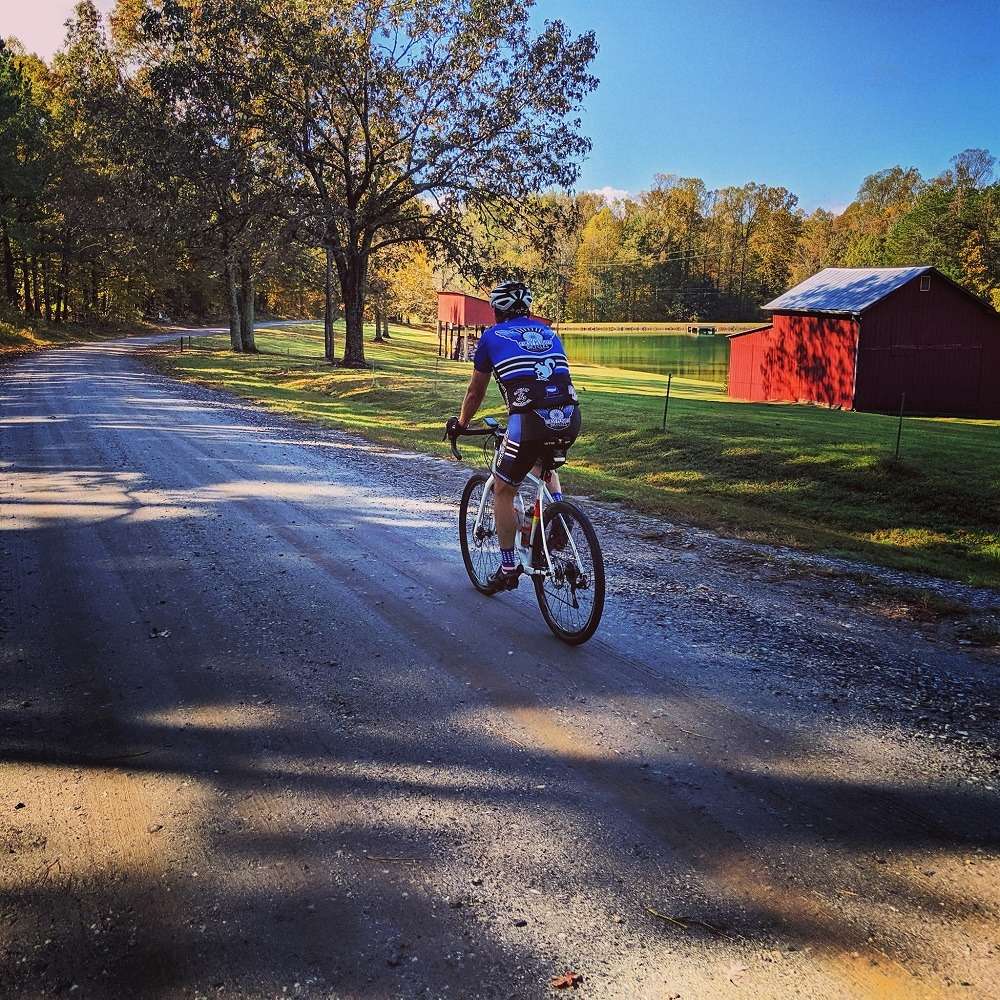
[458,369,490,427]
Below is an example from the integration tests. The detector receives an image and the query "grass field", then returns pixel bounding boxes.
[154,321,1000,589]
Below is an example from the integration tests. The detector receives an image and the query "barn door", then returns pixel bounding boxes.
[857,345,983,416]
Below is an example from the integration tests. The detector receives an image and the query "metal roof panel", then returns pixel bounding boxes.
[762,267,931,314]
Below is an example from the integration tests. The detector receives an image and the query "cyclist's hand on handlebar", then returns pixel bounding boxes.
[444,415,466,440]
[443,416,466,460]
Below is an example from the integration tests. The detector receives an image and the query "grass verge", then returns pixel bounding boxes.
[152,321,1000,589]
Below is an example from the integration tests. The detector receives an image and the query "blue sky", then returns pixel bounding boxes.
[12,1,1000,213]
[535,0,1000,211]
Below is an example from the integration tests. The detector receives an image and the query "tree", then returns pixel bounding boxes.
[0,37,41,307]
[790,209,843,285]
[254,0,597,365]
[840,165,923,266]
[119,0,295,351]
[942,148,996,191]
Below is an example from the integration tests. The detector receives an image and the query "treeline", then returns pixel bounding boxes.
[1,0,597,362]
[0,23,323,335]
[4,4,996,349]
[506,152,999,323]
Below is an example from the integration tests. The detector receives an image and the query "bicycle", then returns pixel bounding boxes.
[447,417,606,645]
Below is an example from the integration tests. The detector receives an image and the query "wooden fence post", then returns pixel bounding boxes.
[894,391,906,461]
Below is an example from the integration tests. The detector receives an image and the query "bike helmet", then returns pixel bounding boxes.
[490,280,533,316]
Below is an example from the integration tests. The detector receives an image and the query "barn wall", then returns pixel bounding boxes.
[727,314,858,407]
[437,292,552,329]
[438,292,494,326]
[855,275,1000,417]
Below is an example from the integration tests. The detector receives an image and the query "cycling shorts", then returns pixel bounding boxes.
[493,405,581,486]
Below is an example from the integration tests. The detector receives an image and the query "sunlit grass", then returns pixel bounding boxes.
[155,321,1000,588]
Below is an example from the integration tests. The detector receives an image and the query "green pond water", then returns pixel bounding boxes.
[558,331,730,383]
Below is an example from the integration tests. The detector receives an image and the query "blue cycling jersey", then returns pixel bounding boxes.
[472,317,577,413]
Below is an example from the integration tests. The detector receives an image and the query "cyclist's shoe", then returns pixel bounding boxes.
[485,563,522,594]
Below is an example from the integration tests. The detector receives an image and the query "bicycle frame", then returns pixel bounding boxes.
[472,466,585,578]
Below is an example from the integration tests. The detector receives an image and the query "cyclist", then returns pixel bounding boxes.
[446,280,581,594]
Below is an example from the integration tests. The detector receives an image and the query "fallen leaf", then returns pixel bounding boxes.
[550,971,582,989]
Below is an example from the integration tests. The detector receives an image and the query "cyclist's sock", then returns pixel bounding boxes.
[500,547,518,571]
[551,491,563,501]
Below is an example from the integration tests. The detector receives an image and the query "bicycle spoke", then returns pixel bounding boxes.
[463,478,500,588]
[538,510,598,635]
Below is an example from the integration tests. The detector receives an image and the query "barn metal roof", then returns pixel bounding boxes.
[762,266,931,314]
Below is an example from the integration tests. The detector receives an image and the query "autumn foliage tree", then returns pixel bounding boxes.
[5,4,1000,340]
[250,0,597,365]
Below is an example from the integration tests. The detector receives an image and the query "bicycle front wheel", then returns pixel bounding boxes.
[532,500,606,644]
[459,473,501,594]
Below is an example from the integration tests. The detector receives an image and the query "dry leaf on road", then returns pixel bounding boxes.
[550,970,583,989]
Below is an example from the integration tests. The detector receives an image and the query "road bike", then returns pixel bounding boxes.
[448,417,605,645]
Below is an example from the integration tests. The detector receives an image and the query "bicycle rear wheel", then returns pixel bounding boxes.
[459,473,501,594]
[532,500,605,644]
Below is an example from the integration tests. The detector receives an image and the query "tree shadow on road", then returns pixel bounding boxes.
[2,349,999,998]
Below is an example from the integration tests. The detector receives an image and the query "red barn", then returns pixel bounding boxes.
[437,291,552,328]
[437,291,496,327]
[727,267,1000,417]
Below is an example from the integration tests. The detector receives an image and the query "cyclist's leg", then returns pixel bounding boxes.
[540,407,581,550]
[492,478,517,550]
[490,415,539,584]
[541,406,581,500]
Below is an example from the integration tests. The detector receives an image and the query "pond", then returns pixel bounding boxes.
[557,330,730,384]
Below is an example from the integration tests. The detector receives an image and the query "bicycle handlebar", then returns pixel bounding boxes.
[443,421,504,461]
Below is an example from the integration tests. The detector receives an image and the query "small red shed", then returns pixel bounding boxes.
[728,267,1000,417]
[438,291,496,327]
[437,291,552,328]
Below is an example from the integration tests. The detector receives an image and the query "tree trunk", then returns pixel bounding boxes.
[32,256,42,317]
[42,257,52,323]
[225,258,242,351]
[238,253,256,353]
[1,219,16,306]
[338,254,367,368]
[382,311,390,340]
[323,246,336,363]
[373,303,384,342]
[20,254,33,314]
[57,253,68,323]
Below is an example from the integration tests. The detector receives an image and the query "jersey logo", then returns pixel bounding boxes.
[511,386,532,407]
[495,326,553,353]
[544,407,571,430]
[534,358,557,381]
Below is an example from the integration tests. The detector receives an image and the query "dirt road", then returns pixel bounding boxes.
[2,334,998,999]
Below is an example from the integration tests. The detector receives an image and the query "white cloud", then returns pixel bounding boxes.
[587,186,632,205]
[803,200,850,216]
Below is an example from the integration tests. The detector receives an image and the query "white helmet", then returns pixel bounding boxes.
[490,280,533,315]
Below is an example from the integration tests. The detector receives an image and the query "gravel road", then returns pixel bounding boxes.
[1,333,998,999]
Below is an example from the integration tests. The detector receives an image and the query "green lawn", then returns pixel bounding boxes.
[154,321,1000,589]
